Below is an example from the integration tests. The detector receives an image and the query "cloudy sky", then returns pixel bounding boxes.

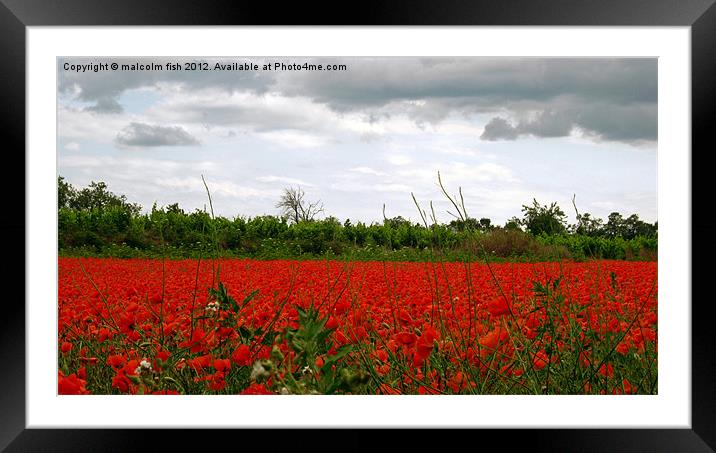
[57,57,657,225]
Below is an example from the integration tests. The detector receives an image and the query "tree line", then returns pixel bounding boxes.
[57,176,657,261]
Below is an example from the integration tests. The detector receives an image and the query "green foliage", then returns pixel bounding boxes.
[521,199,568,236]
[57,177,657,261]
[60,177,141,214]
[276,304,368,394]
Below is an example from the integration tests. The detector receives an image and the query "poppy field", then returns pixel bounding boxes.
[58,257,657,395]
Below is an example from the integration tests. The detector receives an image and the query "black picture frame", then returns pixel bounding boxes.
[2,0,714,451]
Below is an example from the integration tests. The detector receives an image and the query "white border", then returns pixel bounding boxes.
[27,27,690,428]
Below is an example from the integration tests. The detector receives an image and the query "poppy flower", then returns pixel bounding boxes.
[599,363,614,378]
[615,341,629,355]
[395,332,417,347]
[416,327,438,359]
[240,383,274,395]
[58,372,90,395]
[152,389,180,395]
[188,354,212,371]
[532,350,550,370]
[97,328,110,342]
[622,378,637,394]
[378,383,401,395]
[111,373,132,393]
[374,349,388,363]
[231,344,251,366]
[107,354,126,371]
[60,341,73,354]
[448,371,467,393]
[487,298,511,317]
[325,316,339,330]
[479,327,508,351]
[214,359,231,373]
[156,350,170,362]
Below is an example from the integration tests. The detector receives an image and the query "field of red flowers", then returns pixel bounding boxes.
[58,257,657,395]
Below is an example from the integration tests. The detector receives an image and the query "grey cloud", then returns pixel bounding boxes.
[481,117,520,141]
[59,57,274,102]
[521,110,574,137]
[84,97,123,114]
[283,58,657,143]
[576,103,657,142]
[279,58,656,108]
[60,57,657,145]
[481,111,573,141]
[115,122,199,147]
[481,103,656,143]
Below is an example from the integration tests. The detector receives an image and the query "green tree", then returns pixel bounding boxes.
[603,212,625,238]
[58,176,76,209]
[572,212,604,236]
[504,216,523,231]
[70,180,141,215]
[521,199,567,236]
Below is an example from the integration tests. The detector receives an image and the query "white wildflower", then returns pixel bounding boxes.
[250,361,269,380]
[135,358,152,375]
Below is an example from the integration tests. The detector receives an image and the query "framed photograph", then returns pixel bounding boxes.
[4,0,715,450]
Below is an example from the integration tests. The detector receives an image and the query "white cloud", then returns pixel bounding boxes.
[64,142,80,151]
[58,106,133,143]
[349,167,388,176]
[395,162,518,186]
[386,154,413,166]
[156,177,267,199]
[256,175,314,187]
[374,183,413,193]
[256,130,332,149]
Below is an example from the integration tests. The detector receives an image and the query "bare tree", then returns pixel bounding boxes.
[276,186,324,223]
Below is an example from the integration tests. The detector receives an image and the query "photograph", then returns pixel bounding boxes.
[0,0,709,443]
[56,56,658,396]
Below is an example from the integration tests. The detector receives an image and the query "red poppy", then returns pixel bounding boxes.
[448,371,467,393]
[231,344,251,366]
[58,371,90,395]
[214,358,231,373]
[374,349,388,363]
[325,316,339,330]
[60,341,73,353]
[378,383,401,395]
[111,373,132,393]
[599,363,615,378]
[622,378,637,394]
[188,354,212,371]
[532,350,550,370]
[416,327,438,359]
[97,328,110,342]
[107,354,126,371]
[156,350,170,362]
[487,298,511,317]
[152,389,180,395]
[395,332,417,347]
[479,327,508,351]
[240,383,274,395]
